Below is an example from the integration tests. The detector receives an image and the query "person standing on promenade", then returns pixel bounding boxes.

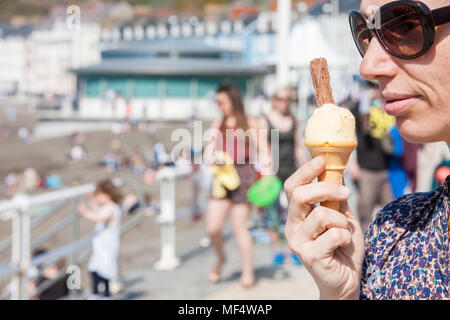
[204,83,272,289]
[261,87,308,266]
[78,180,123,299]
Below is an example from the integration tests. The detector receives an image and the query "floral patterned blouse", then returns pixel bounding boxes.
[360,176,450,300]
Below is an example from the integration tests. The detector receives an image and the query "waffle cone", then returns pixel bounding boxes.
[305,142,356,211]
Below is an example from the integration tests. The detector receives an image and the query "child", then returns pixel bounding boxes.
[143,193,159,217]
[78,179,123,299]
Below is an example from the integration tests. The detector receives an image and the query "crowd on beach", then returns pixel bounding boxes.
[1,114,174,200]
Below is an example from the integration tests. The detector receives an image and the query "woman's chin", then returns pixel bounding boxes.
[397,118,443,144]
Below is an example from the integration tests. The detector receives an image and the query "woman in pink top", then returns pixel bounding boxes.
[204,83,272,289]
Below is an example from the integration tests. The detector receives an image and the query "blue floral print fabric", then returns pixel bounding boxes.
[360,176,449,299]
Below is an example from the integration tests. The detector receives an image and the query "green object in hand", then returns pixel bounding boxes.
[247,176,283,208]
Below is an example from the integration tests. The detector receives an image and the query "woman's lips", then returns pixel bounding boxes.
[383,95,420,116]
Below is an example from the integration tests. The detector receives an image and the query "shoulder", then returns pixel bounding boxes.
[247,116,258,128]
[291,116,300,133]
[365,188,443,242]
[110,203,122,220]
[360,184,447,299]
[363,186,445,267]
[375,188,443,229]
[112,203,122,213]
[210,120,222,130]
[293,115,300,128]
[101,203,122,216]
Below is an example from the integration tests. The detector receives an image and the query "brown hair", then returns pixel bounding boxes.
[217,83,249,133]
[95,179,123,204]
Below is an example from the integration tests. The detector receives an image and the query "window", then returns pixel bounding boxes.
[197,77,220,98]
[165,77,191,98]
[106,77,128,97]
[197,77,248,98]
[85,77,100,97]
[134,77,159,98]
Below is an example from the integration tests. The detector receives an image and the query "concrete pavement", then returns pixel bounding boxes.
[116,229,319,300]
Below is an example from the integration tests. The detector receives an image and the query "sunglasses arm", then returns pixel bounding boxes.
[432,6,450,26]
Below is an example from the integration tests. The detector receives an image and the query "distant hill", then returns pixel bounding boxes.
[0,0,359,23]
[1,0,266,22]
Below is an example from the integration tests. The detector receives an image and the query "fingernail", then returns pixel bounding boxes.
[339,186,351,197]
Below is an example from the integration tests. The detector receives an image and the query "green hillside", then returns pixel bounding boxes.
[0,0,274,22]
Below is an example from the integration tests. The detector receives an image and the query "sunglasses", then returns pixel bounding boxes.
[273,96,291,103]
[349,1,450,59]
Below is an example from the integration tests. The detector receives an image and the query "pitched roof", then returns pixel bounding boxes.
[101,38,241,57]
[72,57,270,76]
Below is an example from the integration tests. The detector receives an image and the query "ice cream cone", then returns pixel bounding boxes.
[305,142,356,211]
[306,58,357,212]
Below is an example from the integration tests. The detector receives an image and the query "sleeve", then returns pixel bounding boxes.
[359,209,383,300]
[359,237,372,299]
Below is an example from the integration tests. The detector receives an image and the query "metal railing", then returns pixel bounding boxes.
[0,178,145,300]
[0,200,68,255]
[0,165,203,300]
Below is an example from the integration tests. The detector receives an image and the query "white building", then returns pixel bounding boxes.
[0,27,31,95]
[0,12,102,97]
[26,18,101,96]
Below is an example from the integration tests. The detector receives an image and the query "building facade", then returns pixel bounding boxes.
[73,39,270,120]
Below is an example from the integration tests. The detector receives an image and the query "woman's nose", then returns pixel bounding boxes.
[360,37,398,81]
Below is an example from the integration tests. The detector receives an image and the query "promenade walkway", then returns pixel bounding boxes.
[116,230,319,300]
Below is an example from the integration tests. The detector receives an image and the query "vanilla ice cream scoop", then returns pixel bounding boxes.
[305,103,356,147]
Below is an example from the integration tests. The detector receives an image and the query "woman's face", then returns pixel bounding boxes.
[216,92,233,117]
[360,0,450,144]
[272,88,292,115]
[95,192,111,206]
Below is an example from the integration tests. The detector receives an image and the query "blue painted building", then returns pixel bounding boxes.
[73,38,270,120]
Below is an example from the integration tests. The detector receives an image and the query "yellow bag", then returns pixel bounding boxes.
[210,151,241,199]
[369,107,396,139]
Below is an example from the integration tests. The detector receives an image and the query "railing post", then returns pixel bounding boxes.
[191,165,201,221]
[10,210,20,300]
[69,198,79,298]
[10,195,31,300]
[154,167,180,270]
[70,199,79,265]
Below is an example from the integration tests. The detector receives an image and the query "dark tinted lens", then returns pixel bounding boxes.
[350,13,371,56]
[378,5,424,57]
